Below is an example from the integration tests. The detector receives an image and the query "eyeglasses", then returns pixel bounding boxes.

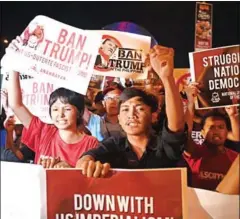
[103,96,120,101]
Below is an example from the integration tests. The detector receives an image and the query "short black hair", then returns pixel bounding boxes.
[94,91,104,104]
[201,110,231,131]
[49,88,85,126]
[119,87,158,113]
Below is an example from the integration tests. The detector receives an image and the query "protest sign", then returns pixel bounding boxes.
[1,162,239,219]
[1,162,47,219]
[189,45,240,109]
[88,74,105,90]
[1,69,56,123]
[194,2,213,51]
[1,15,102,95]
[91,30,151,79]
[103,21,158,48]
[46,168,188,219]
[174,68,191,100]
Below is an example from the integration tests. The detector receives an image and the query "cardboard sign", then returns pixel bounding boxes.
[1,70,57,123]
[1,15,102,95]
[189,45,240,109]
[91,30,151,79]
[1,162,239,219]
[194,2,213,51]
[47,168,188,219]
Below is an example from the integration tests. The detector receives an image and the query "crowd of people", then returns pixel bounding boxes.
[0,43,239,195]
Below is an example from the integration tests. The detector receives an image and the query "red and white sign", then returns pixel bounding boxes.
[92,30,151,79]
[1,70,57,124]
[1,162,239,219]
[189,45,240,109]
[47,168,188,219]
[1,15,102,95]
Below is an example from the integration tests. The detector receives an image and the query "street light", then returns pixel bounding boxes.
[3,39,9,44]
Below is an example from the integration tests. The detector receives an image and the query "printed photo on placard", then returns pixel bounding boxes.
[1,15,102,95]
[92,30,151,79]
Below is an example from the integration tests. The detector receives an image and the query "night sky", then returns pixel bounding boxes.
[0,1,239,67]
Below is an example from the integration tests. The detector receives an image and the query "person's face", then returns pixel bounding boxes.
[153,80,164,93]
[103,89,121,116]
[50,99,78,130]
[181,77,191,89]
[86,89,94,102]
[118,96,153,136]
[101,40,117,56]
[201,117,228,147]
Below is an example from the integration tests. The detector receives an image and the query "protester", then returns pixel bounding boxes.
[76,45,187,177]
[84,84,125,141]
[183,83,239,191]
[1,115,35,163]
[5,36,99,168]
[92,91,106,116]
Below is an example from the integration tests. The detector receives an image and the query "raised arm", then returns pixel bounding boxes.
[149,45,184,132]
[183,83,201,155]
[3,116,15,150]
[225,106,240,142]
[5,38,33,128]
[7,71,33,129]
[3,116,24,161]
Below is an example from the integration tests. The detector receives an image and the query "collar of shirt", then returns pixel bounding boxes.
[124,135,158,152]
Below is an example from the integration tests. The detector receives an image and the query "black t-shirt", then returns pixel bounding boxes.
[225,139,240,153]
[82,121,188,169]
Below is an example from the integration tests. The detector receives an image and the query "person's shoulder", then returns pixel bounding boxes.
[183,143,206,159]
[89,113,101,123]
[225,147,239,160]
[82,134,98,143]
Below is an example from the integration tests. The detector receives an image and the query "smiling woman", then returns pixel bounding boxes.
[7,54,99,167]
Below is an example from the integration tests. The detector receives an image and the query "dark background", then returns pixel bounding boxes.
[0,1,239,67]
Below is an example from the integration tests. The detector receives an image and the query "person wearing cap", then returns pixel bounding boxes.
[84,84,125,141]
[76,45,187,177]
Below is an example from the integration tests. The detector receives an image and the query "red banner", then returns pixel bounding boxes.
[189,45,240,109]
[47,168,188,219]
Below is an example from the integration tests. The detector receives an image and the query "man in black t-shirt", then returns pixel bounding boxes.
[76,45,187,177]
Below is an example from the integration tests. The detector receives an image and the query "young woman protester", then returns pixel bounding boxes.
[5,37,98,168]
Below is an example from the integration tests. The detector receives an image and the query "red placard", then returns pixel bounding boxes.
[189,45,240,109]
[47,168,188,219]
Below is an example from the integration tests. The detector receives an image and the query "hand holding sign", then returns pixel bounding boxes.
[38,156,61,168]
[185,82,201,104]
[76,156,111,178]
[225,105,239,117]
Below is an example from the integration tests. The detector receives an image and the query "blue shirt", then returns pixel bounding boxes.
[0,129,6,148]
